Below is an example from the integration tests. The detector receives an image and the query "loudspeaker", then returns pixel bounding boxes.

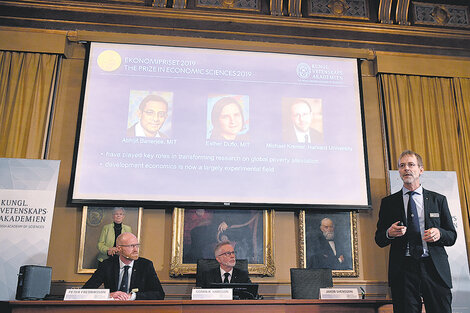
[16,265,52,300]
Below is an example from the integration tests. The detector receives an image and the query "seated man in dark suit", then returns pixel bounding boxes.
[83,232,165,300]
[199,241,251,288]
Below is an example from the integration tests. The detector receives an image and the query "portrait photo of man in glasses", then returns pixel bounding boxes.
[126,93,171,138]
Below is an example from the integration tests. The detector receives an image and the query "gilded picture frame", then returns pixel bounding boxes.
[78,206,143,273]
[170,208,275,277]
[299,210,359,277]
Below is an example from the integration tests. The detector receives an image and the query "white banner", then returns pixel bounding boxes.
[0,158,60,301]
[390,171,470,313]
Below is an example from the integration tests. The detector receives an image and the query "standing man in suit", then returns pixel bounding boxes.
[309,217,348,270]
[199,241,251,288]
[127,94,169,138]
[283,98,323,144]
[375,150,456,313]
[83,232,165,300]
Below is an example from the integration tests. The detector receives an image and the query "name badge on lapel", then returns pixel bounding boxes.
[430,213,439,218]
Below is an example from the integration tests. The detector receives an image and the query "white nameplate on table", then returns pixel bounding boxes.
[64,289,110,300]
[319,288,360,299]
[191,288,233,300]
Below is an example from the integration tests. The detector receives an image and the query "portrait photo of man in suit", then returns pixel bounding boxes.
[282,98,323,144]
[198,241,251,288]
[83,232,165,300]
[126,93,171,138]
[375,150,456,313]
[183,209,263,265]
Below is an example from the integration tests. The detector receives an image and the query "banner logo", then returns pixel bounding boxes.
[296,63,311,79]
[97,50,122,72]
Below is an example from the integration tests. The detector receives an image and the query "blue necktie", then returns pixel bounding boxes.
[407,191,423,259]
[119,265,130,292]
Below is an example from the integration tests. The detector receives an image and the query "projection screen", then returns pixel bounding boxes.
[70,42,370,209]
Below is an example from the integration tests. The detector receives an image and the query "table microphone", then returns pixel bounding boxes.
[360,287,365,299]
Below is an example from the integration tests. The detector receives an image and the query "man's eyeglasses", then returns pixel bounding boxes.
[218,251,235,257]
[292,112,311,119]
[118,244,140,248]
[399,162,419,169]
[143,110,167,118]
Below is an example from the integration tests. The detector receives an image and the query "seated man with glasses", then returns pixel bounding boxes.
[126,94,169,138]
[83,232,165,300]
[199,241,251,288]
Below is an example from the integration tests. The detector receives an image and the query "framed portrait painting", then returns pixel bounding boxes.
[170,208,275,277]
[299,210,358,277]
[78,206,142,273]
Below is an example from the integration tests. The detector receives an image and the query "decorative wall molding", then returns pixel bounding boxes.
[0,0,469,57]
[378,0,394,24]
[270,0,283,16]
[307,0,370,20]
[154,0,168,8]
[412,2,469,28]
[288,0,302,17]
[396,0,410,25]
[195,0,261,11]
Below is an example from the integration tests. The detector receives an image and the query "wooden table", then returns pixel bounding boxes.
[5,299,392,313]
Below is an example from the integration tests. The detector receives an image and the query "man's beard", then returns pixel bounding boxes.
[121,251,139,261]
[222,259,236,268]
[323,231,334,241]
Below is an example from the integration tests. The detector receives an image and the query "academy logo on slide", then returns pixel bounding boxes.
[296,62,311,79]
[97,50,122,72]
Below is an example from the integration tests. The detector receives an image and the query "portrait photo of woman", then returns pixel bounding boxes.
[207,95,249,141]
[78,207,141,272]
[97,207,132,263]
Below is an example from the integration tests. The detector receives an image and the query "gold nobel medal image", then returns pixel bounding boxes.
[97,50,121,72]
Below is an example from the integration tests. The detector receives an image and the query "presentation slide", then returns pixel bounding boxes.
[71,42,369,208]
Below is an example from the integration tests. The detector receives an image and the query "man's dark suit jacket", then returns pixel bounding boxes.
[83,255,165,300]
[199,267,251,288]
[375,189,456,288]
[308,233,348,270]
[282,126,323,144]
